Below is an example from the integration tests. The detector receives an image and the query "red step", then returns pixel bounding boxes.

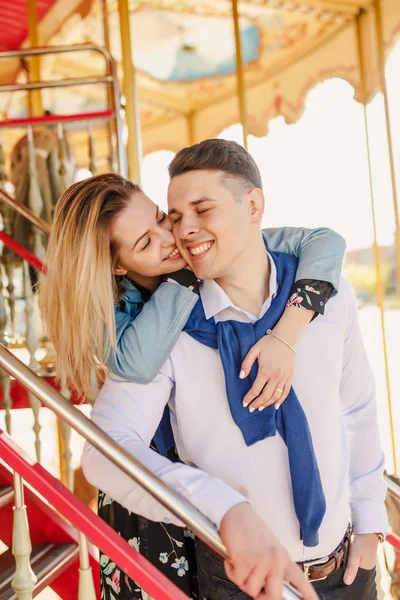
[0,463,100,599]
[0,543,79,599]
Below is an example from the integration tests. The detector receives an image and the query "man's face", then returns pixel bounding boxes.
[168,170,252,281]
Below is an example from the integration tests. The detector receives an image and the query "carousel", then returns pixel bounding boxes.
[0,1,399,599]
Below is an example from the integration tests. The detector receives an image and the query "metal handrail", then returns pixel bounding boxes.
[0,44,127,177]
[0,343,301,600]
[0,76,114,93]
[0,43,114,62]
[0,189,50,234]
[385,472,400,499]
[0,110,114,129]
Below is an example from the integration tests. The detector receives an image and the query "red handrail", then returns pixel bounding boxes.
[387,533,400,552]
[0,110,114,129]
[0,428,189,600]
[0,230,47,273]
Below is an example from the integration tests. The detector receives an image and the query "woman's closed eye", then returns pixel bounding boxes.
[141,212,168,250]
[141,237,151,251]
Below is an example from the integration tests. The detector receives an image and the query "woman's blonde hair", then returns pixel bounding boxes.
[39,173,140,400]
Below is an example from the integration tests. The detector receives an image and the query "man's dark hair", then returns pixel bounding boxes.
[168,139,263,195]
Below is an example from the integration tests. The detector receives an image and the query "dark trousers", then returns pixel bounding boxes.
[195,539,378,600]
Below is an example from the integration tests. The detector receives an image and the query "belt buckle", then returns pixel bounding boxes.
[302,557,329,582]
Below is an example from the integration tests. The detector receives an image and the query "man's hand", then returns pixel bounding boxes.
[343,533,379,585]
[219,503,318,600]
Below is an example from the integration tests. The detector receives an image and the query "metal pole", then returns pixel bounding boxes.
[27,0,43,116]
[358,12,398,474]
[0,75,114,93]
[0,43,115,60]
[0,344,301,600]
[373,0,400,296]
[384,472,400,498]
[0,43,127,177]
[0,343,226,556]
[231,0,248,150]
[117,0,142,182]
[101,0,118,173]
[0,189,50,234]
[362,106,397,474]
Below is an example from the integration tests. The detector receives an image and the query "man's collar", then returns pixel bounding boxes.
[200,252,277,320]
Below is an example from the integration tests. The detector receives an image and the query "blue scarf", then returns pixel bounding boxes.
[183,251,326,547]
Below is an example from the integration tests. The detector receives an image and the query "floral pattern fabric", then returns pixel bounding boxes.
[98,448,197,600]
[286,279,334,318]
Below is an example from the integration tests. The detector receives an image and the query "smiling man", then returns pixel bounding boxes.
[83,139,387,600]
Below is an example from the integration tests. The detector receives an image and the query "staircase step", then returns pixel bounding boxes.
[0,488,13,510]
[0,542,79,599]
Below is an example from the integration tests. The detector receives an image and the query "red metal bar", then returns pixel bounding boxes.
[0,110,114,129]
[387,533,400,552]
[0,428,189,600]
[0,230,47,273]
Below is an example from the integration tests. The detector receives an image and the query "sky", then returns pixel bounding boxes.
[141,39,400,253]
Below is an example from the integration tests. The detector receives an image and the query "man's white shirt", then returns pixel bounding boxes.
[82,254,388,562]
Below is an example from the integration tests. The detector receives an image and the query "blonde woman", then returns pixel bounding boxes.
[40,173,345,599]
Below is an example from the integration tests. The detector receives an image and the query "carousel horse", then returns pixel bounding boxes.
[1,127,76,345]
[9,126,76,257]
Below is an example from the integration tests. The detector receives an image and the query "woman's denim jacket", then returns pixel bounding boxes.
[108,226,346,384]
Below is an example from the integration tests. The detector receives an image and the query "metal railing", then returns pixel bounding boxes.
[0,343,301,600]
[384,472,400,552]
[0,44,127,177]
[0,189,50,235]
[385,472,400,499]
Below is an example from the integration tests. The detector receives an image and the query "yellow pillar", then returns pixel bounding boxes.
[356,15,397,473]
[373,0,400,296]
[117,0,141,183]
[231,0,248,150]
[27,0,43,116]
[102,0,119,173]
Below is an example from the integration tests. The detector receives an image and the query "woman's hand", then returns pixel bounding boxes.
[240,306,315,411]
[240,334,295,411]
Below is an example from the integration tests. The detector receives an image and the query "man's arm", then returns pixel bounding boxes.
[81,367,246,528]
[338,278,388,583]
[82,366,318,600]
[339,278,388,533]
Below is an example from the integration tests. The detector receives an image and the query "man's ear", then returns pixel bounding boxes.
[114,264,128,276]
[248,188,265,224]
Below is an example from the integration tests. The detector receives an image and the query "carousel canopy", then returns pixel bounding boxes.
[0,0,399,164]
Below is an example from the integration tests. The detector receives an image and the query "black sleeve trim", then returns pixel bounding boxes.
[286,279,334,319]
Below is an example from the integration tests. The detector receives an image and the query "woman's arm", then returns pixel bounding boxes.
[263,226,346,293]
[241,227,346,411]
[107,275,199,383]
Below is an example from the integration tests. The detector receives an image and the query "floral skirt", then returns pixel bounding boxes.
[97,445,197,600]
